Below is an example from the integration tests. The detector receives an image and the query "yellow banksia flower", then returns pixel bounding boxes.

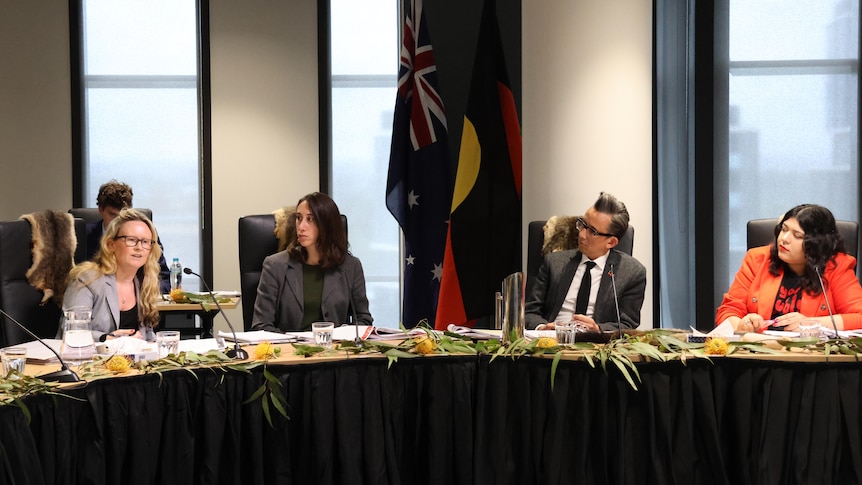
[535,337,557,349]
[105,355,132,372]
[414,336,436,355]
[169,288,186,302]
[254,341,278,360]
[704,337,730,356]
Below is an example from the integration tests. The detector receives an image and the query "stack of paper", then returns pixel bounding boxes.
[218,330,297,344]
[447,325,500,340]
[367,326,427,340]
[15,339,62,364]
[688,320,742,342]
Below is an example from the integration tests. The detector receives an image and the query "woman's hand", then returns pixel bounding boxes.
[737,313,766,332]
[772,312,808,331]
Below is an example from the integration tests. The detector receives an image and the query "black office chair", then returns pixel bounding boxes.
[0,215,87,347]
[238,213,347,330]
[747,218,860,274]
[525,219,634,296]
[68,207,153,224]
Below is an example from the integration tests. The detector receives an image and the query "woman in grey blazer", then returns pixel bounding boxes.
[60,209,162,342]
[252,192,373,332]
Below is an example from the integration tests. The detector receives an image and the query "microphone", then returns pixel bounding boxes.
[341,269,363,347]
[609,263,623,338]
[183,268,248,359]
[814,266,840,339]
[0,308,80,382]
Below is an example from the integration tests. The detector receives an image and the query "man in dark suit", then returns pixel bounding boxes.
[526,192,646,332]
[86,180,171,293]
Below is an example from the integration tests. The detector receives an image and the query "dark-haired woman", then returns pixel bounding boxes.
[717,204,862,332]
[251,192,373,332]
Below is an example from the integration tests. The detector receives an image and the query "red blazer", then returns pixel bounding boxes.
[716,245,862,330]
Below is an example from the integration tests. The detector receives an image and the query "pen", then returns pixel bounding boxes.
[757,319,776,333]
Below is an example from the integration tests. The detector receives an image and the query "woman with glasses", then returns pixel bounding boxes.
[717,204,862,332]
[60,208,162,342]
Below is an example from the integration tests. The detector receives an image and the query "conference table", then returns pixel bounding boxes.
[1,338,861,485]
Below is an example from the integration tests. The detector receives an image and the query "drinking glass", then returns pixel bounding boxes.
[1,347,26,378]
[157,331,181,358]
[798,320,822,339]
[312,322,334,349]
[555,316,575,345]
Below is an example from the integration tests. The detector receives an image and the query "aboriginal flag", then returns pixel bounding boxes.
[435,0,522,329]
[386,0,452,328]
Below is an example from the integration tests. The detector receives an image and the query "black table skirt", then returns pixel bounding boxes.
[0,355,860,485]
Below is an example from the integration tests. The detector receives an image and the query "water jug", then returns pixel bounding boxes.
[60,306,96,365]
[501,272,525,343]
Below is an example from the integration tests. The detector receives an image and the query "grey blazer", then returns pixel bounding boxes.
[59,271,157,342]
[251,251,373,332]
[525,249,647,331]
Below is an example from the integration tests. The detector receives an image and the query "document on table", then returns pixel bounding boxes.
[219,330,298,344]
[525,329,557,340]
[16,338,62,364]
[288,325,376,342]
[447,324,501,340]
[367,326,427,340]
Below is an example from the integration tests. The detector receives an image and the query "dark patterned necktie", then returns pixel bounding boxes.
[575,261,597,315]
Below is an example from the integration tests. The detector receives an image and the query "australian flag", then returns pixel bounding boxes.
[385,0,452,328]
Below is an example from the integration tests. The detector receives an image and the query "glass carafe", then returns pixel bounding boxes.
[60,306,96,365]
[501,272,525,343]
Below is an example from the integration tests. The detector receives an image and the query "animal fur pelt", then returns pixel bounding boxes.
[542,215,578,255]
[272,206,296,252]
[20,210,76,305]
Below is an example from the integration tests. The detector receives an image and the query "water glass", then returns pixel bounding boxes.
[312,322,334,349]
[555,317,575,345]
[1,347,26,378]
[798,321,822,339]
[157,330,181,358]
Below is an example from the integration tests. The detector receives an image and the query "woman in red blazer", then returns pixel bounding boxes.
[717,204,862,332]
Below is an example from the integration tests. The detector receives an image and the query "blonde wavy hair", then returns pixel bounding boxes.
[68,208,162,328]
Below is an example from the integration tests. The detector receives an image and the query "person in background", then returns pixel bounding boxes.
[85,180,171,293]
[717,203,862,332]
[526,192,647,332]
[61,208,162,342]
[252,192,373,332]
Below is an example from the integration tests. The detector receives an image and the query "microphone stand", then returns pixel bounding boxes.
[183,268,248,360]
[610,264,623,339]
[814,266,841,339]
[0,308,80,382]
[341,269,363,348]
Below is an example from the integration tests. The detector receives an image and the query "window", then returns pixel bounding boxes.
[77,0,203,290]
[719,0,859,289]
[329,0,400,327]
[655,0,860,328]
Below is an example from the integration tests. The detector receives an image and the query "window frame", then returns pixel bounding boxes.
[69,0,215,286]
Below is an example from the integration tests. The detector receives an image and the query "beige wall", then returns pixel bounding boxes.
[209,1,320,329]
[0,3,72,217]
[523,0,654,328]
[0,0,654,331]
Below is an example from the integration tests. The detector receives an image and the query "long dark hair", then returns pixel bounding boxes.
[768,204,845,294]
[287,192,347,269]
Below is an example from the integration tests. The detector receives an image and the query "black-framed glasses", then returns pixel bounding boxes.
[115,235,155,250]
[575,217,616,238]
